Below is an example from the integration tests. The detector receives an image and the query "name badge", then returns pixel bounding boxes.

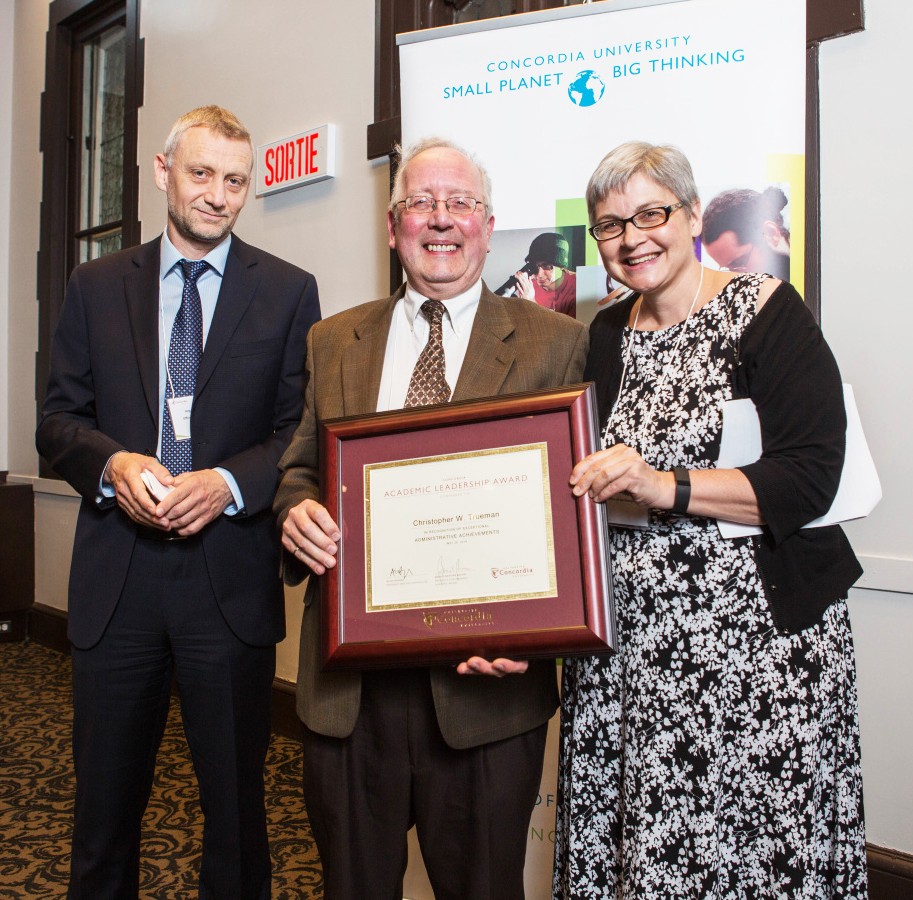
[167,395,193,441]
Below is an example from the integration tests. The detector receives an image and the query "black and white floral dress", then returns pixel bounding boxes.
[553,274,866,899]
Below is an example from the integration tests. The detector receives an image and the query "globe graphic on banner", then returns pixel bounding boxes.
[568,70,606,107]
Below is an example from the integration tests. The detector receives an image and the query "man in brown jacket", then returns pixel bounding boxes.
[273,137,587,900]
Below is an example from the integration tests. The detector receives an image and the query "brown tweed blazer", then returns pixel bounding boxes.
[274,284,588,749]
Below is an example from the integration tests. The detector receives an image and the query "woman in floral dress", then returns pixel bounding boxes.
[553,142,866,899]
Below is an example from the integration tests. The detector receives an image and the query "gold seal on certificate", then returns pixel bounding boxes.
[319,383,615,669]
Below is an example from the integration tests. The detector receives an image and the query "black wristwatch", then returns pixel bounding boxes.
[671,467,691,515]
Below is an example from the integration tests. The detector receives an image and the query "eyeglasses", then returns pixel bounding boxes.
[396,196,485,216]
[588,202,685,242]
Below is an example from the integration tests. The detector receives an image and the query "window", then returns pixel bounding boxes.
[75,20,127,265]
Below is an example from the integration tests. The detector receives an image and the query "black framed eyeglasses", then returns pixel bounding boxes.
[396,196,485,216]
[588,202,685,242]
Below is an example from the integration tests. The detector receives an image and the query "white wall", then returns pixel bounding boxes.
[3,0,912,868]
[819,0,913,854]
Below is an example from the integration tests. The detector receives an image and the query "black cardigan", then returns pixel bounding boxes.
[585,281,862,634]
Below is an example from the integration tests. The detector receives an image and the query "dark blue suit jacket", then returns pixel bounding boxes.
[36,234,320,649]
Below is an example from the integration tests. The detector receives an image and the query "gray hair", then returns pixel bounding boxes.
[163,105,253,168]
[389,137,493,221]
[586,141,699,224]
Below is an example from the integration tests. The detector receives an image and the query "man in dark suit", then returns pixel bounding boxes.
[36,105,320,899]
[273,138,587,899]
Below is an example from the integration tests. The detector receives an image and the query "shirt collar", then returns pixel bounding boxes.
[159,228,232,280]
[403,279,483,337]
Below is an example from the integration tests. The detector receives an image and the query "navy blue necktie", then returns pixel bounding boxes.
[161,259,208,475]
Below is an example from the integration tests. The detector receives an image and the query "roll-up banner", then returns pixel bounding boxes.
[399,2,804,896]
[399,0,805,326]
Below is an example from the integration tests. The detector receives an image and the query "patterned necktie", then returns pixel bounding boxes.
[161,259,208,475]
[404,299,451,407]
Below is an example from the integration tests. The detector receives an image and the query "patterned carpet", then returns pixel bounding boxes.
[0,640,323,899]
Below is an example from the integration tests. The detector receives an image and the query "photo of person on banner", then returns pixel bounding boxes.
[552,141,867,899]
[493,230,578,318]
[514,232,577,317]
[701,186,792,280]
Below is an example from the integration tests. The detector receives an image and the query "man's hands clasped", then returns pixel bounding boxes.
[105,452,233,536]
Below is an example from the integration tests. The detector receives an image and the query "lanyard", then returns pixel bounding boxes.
[604,265,704,454]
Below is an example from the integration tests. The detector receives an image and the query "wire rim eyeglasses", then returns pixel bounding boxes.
[396,196,486,216]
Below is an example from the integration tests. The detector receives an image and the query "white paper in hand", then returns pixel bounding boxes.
[141,469,174,503]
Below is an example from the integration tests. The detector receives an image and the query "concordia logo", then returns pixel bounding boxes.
[491,566,534,579]
[423,609,493,629]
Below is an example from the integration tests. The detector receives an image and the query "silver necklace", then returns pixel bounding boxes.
[604,265,705,453]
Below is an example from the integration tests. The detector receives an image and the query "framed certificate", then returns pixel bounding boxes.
[319,382,615,669]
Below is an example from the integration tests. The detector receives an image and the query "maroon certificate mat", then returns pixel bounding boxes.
[319,382,615,669]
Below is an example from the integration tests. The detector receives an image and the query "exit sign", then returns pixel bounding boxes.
[256,124,336,197]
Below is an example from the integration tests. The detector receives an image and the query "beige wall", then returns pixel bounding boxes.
[135,0,389,321]
[5,0,45,475]
[4,0,912,864]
